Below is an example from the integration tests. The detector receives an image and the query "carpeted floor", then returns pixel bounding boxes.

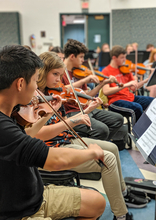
[100,149,155,220]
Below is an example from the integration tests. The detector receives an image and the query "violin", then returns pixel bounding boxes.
[48,85,96,107]
[12,90,55,127]
[73,65,123,87]
[73,65,108,81]
[119,59,151,75]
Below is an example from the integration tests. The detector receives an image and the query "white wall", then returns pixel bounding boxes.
[0,0,156,54]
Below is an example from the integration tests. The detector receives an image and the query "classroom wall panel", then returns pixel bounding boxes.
[112,8,156,50]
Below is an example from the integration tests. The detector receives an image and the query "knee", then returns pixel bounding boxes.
[114,113,124,127]
[93,192,106,217]
[98,126,109,141]
[107,142,119,155]
[105,151,117,169]
[135,105,143,114]
[80,189,106,219]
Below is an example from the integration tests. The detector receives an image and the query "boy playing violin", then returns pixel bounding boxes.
[34,51,149,220]
[62,39,123,141]
[102,45,154,125]
[0,45,107,220]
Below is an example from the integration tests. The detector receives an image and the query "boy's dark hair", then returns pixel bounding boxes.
[110,45,126,58]
[0,45,43,91]
[51,46,64,54]
[63,39,88,58]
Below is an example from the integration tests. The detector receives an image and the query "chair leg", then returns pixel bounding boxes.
[126,116,132,149]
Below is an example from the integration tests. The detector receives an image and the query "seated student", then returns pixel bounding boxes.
[98,43,110,71]
[0,45,107,220]
[143,48,156,98]
[61,39,124,141]
[36,51,149,220]
[146,43,154,52]
[102,45,154,126]
[125,44,133,55]
[131,42,138,52]
[51,46,65,61]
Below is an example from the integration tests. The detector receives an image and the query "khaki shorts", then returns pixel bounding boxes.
[22,184,81,220]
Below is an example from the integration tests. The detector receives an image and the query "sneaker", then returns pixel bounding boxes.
[124,185,148,208]
[113,212,134,220]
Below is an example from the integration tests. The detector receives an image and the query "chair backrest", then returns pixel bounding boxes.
[97,89,109,110]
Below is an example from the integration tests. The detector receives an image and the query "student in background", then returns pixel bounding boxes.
[48,44,53,51]
[98,43,110,71]
[101,43,110,52]
[146,44,154,52]
[62,39,124,141]
[144,48,156,97]
[125,44,133,55]
[102,45,154,126]
[51,46,65,61]
[132,42,138,51]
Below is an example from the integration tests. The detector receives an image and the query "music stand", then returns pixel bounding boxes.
[84,50,97,68]
[146,68,156,87]
[98,52,111,67]
[127,51,150,63]
[127,51,144,63]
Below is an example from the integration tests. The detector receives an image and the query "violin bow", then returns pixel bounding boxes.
[135,49,138,95]
[65,68,85,115]
[36,88,107,169]
[88,58,96,76]
[135,49,138,79]
[65,68,93,131]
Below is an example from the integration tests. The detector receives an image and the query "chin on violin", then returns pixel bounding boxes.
[11,90,62,127]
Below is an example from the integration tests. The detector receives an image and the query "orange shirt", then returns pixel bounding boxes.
[102,65,135,105]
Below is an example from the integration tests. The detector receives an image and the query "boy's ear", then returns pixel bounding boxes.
[112,55,117,60]
[70,54,75,60]
[16,78,24,92]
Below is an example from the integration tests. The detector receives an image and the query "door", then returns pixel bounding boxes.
[63,24,85,45]
[87,14,110,50]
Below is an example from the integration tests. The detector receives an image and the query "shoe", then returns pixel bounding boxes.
[113,212,134,220]
[124,185,148,208]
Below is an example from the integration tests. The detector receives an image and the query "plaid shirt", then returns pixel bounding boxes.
[44,105,73,147]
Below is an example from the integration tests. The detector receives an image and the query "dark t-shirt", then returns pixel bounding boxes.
[62,70,88,114]
[152,61,156,68]
[0,111,49,220]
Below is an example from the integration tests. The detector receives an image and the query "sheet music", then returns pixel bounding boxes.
[137,117,156,156]
[146,98,156,121]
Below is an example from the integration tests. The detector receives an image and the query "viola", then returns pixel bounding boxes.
[48,85,96,107]
[12,90,55,127]
[119,59,151,75]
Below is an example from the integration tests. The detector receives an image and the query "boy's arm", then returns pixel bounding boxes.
[43,143,104,171]
[71,75,99,88]
[34,113,91,141]
[85,75,121,97]
[102,80,138,96]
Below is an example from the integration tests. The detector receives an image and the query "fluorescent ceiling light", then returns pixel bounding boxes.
[73,20,85,23]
